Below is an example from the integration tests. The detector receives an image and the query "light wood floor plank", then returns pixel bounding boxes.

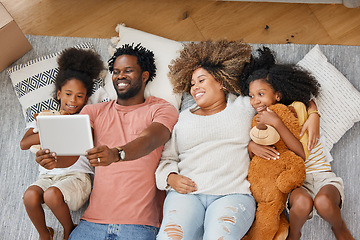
[1,0,360,45]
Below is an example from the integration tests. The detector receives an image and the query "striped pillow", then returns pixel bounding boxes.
[8,43,109,128]
[297,45,360,151]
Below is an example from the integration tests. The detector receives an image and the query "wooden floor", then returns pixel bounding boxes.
[2,0,360,46]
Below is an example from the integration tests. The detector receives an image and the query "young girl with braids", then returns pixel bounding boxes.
[243,47,354,240]
[20,48,104,240]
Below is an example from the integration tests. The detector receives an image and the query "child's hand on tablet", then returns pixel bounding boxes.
[35,149,57,170]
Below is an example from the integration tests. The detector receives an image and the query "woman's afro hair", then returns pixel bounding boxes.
[108,43,156,84]
[168,39,252,95]
[54,47,104,100]
[242,47,320,107]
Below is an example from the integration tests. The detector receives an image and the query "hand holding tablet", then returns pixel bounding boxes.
[36,114,94,167]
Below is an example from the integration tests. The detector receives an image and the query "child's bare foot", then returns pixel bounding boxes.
[332,221,354,240]
[39,227,54,240]
[286,231,301,240]
[63,224,77,240]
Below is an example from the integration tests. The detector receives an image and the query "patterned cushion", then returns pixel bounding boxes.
[8,42,109,128]
[297,45,360,150]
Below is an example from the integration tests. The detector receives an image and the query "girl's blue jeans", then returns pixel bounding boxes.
[69,220,159,240]
[157,191,256,240]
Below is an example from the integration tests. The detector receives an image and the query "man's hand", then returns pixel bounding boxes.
[167,173,197,194]
[86,145,118,167]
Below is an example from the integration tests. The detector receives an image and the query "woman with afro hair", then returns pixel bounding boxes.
[155,40,257,239]
[245,47,354,240]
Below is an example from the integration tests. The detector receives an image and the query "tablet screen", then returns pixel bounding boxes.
[37,114,93,156]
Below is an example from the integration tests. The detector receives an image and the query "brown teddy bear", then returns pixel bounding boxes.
[244,103,306,240]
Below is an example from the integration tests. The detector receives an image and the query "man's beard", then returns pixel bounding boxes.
[115,77,143,100]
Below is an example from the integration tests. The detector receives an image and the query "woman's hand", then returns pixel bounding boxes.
[36,149,57,170]
[248,141,279,160]
[167,173,197,194]
[301,112,320,151]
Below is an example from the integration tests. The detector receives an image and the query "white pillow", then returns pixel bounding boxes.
[105,24,183,110]
[297,45,360,150]
[8,43,110,129]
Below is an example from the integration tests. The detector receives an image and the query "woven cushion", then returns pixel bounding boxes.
[8,43,109,128]
[297,44,360,150]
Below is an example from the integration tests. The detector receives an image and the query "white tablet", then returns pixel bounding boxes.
[37,114,93,156]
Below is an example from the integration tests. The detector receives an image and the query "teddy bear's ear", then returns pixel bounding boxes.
[39,110,52,115]
[250,125,280,145]
[59,110,70,115]
[288,106,298,118]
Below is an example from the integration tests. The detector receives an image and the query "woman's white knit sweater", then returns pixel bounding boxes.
[156,95,255,195]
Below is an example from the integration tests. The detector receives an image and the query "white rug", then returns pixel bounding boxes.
[0,35,359,239]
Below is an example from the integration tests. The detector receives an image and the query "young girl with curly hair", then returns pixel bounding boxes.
[21,47,103,240]
[244,47,354,240]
